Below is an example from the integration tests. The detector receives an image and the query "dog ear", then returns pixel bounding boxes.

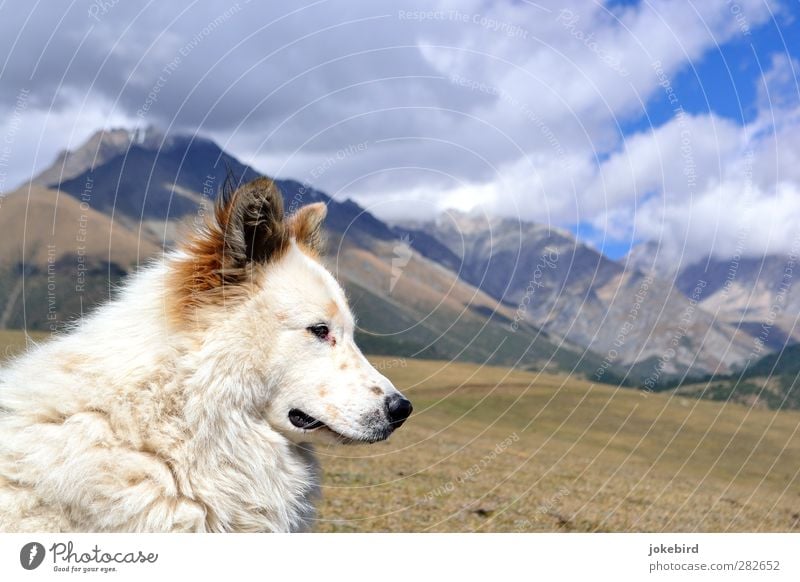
[220,177,288,266]
[169,177,289,320]
[288,203,327,255]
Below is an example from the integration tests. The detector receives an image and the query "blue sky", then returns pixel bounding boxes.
[631,5,799,128]
[572,1,800,259]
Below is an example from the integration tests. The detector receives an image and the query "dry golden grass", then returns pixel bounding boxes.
[2,332,798,532]
[315,358,800,532]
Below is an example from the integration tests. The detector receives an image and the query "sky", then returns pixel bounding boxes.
[0,0,798,264]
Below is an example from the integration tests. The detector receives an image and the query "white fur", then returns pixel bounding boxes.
[0,241,406,532]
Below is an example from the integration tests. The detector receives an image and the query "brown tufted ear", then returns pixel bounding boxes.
[169,177,289,320]
[287,202,327,255]
[223,177,288,265]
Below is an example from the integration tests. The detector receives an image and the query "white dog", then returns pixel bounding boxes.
[0,177,412,532]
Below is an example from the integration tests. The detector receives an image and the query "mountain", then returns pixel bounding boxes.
[5,126,792,398]
[402,212,756,380]
[330,236,602,371]
[0,128,603,374]
[676,254,800,349]
[49,128,259,235]
[627,241,800,350]
[32,128,150,187]
[10,127,787,386]
[44,128,400,251]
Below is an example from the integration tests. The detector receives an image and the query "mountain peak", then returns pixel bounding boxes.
[31,126,223,188]
[433,208,574,244]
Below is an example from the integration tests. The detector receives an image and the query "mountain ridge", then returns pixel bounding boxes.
[3,126,789,386]
[403,212,759,379]
[1,128,604,375]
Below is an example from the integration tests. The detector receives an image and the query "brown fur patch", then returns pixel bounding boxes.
[318,387,328,398]
[339,362,348,370]
[370,386,383,396]
[167,177,289,327]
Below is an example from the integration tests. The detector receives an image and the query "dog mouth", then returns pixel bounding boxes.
[288,409,327,430]
[287,408,390,443]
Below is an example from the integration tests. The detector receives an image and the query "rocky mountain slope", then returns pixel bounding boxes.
[401,212,757,380]
[628,242,799,350]
[677,255,800,349]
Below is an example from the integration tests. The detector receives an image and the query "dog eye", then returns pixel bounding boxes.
[307,324,330,340]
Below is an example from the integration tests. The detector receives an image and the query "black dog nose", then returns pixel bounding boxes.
[385,394,413,429]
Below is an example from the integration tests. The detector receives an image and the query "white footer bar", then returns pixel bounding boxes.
[1,533,797,581]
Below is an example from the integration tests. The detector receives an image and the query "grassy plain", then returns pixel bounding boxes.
[316,358,800,532]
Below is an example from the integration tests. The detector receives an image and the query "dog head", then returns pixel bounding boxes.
[170,177,412,445]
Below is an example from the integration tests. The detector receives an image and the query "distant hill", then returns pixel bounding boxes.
[664,343,800,410]
[743,343,800,378]
[330,235,606,372]
[0,183,158,267]
[0,184,159,330]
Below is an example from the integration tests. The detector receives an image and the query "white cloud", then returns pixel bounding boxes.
[604,55,800,263]
[636,181,800,262]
